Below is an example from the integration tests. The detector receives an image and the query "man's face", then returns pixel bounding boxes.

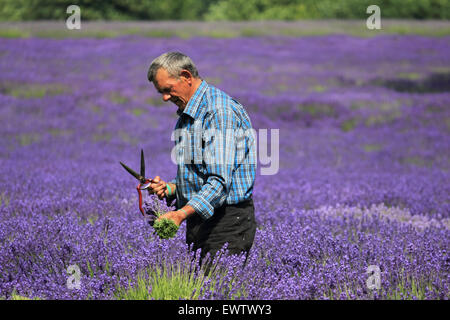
[153,68,192,111]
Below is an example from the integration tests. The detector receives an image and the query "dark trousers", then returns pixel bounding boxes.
[186,199,256,264]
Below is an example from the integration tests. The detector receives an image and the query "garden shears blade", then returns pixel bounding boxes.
[120,149,153,216]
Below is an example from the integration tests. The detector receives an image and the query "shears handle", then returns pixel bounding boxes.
[137,179,153,216]
[136,185,145,216]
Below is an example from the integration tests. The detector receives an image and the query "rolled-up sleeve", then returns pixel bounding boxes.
[186,108,237,220]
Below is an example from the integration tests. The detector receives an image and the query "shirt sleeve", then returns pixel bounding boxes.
[186,108,237,220]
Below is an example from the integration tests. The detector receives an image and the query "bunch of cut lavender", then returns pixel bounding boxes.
[143,194,178,239]
[152,217,179,239]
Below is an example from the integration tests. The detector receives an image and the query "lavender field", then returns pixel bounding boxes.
[0,24,449,300]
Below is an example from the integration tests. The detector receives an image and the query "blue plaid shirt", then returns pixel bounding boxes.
[170,80,256,220]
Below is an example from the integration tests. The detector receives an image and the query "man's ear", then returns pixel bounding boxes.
[179,70,192,84]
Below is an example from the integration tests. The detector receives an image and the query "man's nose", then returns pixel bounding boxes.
[162,93,171,101]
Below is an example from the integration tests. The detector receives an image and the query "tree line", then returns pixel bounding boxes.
[0,0,448,21]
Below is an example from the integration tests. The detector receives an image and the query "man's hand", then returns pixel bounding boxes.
[155,206,194,227]
[156,210,184,227]
[147,176,175,200]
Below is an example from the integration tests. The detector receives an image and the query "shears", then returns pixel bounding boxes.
[120,149,154,216]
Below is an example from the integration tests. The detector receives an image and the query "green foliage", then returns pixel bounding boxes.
[0,0,219,21]
[10,289,41,300]
[153,218,179,239]
[115,260,211,300]
[205,0,450,20]
[16,133,40,146]
[205,0,314,20]
[11,294,41,300]
[0,0,448,21]
[340,118,359,132]
[0,82,69,99]
[0,29,29,38]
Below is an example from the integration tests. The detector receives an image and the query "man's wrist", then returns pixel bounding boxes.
[178,208,188,219]
[166,183,176,198]
[177,206,195,221]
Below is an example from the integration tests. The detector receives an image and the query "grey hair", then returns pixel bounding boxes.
[147,52,199,83]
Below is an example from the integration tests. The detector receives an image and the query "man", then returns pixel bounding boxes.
[146,52,257,262]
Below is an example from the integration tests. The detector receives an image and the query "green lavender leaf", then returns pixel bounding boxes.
[153,218,179,239]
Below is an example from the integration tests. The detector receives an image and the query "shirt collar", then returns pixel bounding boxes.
[177,80,208,119]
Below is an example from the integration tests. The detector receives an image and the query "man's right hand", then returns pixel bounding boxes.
[148,176,176,200]
[148,176,166,199]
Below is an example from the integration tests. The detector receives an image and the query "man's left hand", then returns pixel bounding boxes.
[156,210,184,227]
